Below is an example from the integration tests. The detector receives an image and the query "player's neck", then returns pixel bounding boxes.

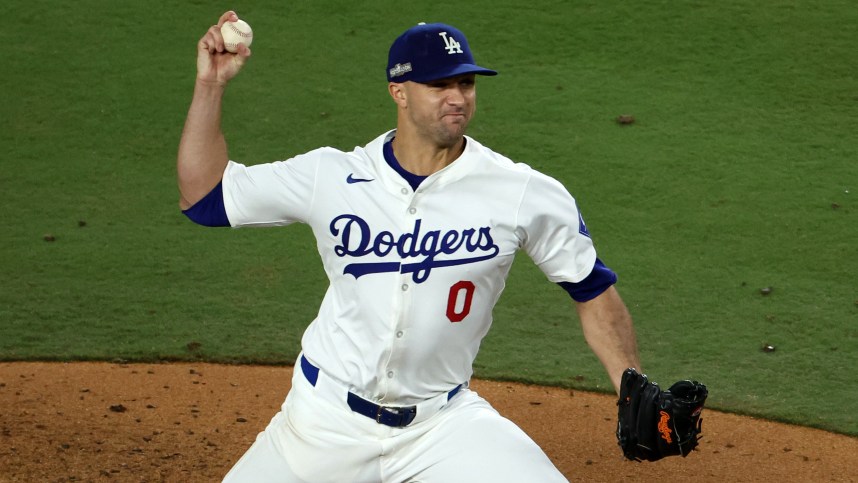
[390,131,465,176]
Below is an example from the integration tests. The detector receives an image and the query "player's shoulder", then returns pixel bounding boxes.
[466,136,566,188]
[286,144,369,170]
[312,131,390,164]
[299,146,351,161]
[467,137,532,173]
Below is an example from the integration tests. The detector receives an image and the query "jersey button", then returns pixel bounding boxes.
[396,330,404,338]
[401,188,409,195]
[401,284,409,291]
[408,207,417,215]
[387,371,395,379]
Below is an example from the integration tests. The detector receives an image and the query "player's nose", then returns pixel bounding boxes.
[445,86,466,106]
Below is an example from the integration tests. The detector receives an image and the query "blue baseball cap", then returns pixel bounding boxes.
[387,23,497,83]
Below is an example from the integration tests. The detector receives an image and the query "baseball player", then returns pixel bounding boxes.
[178,11,641,482]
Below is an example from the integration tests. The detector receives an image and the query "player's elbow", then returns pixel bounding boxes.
[179,193,193,211]
[180,182,231,227]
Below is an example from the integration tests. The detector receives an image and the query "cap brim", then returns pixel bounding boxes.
[410,64,498,83]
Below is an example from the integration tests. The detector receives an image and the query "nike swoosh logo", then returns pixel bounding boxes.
[346,174,374,184]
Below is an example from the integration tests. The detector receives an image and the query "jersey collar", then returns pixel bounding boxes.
[362,130,483,194]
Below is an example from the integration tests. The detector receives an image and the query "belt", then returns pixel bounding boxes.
[300,355,462,428]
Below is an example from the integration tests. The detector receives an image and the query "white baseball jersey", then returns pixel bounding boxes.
[222,129,597,406]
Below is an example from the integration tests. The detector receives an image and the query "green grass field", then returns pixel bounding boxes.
[2,1,856,436]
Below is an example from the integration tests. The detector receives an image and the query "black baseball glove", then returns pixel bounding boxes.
[616,368,708,461]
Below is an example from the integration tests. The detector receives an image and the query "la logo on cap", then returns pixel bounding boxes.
[439,32,463,55]
[386,22,497,83]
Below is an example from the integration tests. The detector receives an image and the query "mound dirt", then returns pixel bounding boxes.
[1,362,855,482]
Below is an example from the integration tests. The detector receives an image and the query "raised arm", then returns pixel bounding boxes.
[177,11,251,210]
[576,285,641,394]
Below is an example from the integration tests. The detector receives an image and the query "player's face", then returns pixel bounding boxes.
[400,74,476,148]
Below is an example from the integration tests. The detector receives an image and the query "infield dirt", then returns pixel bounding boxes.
[1,362,855,482]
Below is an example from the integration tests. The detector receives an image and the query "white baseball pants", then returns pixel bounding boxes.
[223,366,567,482]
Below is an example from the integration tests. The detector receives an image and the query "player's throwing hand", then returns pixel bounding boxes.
[196,11,251,86]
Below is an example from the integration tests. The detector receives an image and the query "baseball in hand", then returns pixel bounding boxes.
[221,19,253,53]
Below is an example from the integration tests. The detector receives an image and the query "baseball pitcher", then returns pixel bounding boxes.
[178,11,645,482]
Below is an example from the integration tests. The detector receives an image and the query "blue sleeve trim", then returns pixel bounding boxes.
[557,258,618,302]
[182,182,230,227]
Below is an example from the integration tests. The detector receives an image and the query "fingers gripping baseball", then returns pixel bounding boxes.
[196,11,252,86]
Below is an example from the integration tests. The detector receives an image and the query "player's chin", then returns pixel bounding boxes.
[438,124,467,144]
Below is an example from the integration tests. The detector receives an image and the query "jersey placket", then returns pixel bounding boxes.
[379,183,422,403]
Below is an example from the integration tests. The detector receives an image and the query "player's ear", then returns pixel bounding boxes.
[388,82,407,108]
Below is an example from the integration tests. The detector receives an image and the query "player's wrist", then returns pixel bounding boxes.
[194,77,228,94]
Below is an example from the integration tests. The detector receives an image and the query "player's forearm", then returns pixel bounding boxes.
[177,80,230,210]
[576,286,641,394]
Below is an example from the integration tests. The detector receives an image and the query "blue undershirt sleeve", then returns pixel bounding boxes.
[557,258,618,302]
[181,181,230,227]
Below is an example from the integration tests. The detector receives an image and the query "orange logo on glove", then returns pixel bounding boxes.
[658,411,673,444]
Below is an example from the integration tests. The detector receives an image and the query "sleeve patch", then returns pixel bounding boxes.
[578,211,590,238]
